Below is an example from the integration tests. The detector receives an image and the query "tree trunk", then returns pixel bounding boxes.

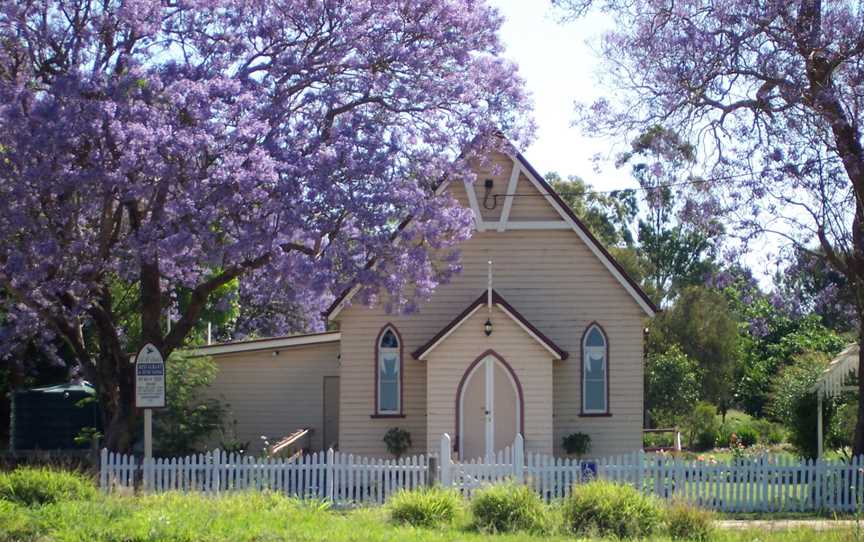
[854,321,864,457]
[94,339,138,453]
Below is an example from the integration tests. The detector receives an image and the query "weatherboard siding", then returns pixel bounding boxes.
[423,304,555,457]
[206,342,340,453]
[338,164,646,456]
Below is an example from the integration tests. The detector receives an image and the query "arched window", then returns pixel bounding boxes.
[582,324,608,414]
[376,326,402,415]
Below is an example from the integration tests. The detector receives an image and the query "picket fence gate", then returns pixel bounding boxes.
[101,433,864,512]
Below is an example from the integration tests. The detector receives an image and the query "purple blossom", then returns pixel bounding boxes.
[0,0,532,447]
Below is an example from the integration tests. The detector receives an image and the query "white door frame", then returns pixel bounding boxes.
[458,354,521,459]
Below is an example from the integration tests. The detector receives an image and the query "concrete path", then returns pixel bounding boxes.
[719,520,860,531]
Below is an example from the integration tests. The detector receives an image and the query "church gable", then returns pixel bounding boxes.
[326,146,656,320]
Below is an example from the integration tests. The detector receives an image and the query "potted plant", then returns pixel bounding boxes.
[383,427,412,459]
[562,432,592,458]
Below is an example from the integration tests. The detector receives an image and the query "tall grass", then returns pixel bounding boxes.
[469,481,549,533]
[0,467,97,505]
[0,467,856,542]
[387,486,462,527]
[561,480,663,538]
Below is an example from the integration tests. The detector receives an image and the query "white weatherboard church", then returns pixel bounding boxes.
[199,145,655,459]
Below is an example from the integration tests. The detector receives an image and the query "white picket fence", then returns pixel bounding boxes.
[101,433,864,512]
[100,448,429,504]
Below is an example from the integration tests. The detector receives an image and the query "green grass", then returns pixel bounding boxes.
[0,468,858,541]
[0,490,859,542]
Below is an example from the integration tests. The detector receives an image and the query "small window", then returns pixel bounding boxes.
[377,327,401,414]
[582,325,608,414]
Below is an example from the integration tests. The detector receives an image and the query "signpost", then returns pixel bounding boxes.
[135,343,165,459]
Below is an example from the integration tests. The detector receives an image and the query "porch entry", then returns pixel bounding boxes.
[458,353,522,459]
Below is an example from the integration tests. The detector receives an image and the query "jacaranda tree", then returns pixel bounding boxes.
[554,0,864,455]
[0,0,531,450]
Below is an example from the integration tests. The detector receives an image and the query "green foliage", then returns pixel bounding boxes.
[0,484,856,542]
[382,427,412,458]
[561,432,591,457]
[387,487,462,528]
[469,482,547,533]
[561,480,663,539]
[647,345,701,426]
[0,500,39,541]
[0,467,96,506]
[720,272,846,417]
[643,431,674,448]
[664,500,715,541]
[154,353,226,456]
[827,397,857,452]
[751,418,786,445]
[768,352,831,459]
[547,173,637,248]
[717,423,757,449]
[734,425,758,447]
[649,287,739,410]
[737,316,846,417]
[685,402,719,451]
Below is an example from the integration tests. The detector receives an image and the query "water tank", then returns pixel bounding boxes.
[10,382,102,451]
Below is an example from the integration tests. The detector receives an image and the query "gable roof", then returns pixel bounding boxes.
[412,289,569,361]
[324,147,658,321]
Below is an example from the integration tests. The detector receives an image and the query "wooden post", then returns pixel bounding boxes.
[440,434,452,487]
[817,393,824,459]
[100,448,108,492]
[326,448,335,501]
[144,409,153,460]
[426,456,438,487]
[513,434,525,483]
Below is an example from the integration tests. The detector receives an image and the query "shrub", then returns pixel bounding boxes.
[665,500,715,541]
[716,423,733,448]
[387,487,461,528]
[155,352,227,456]
[561,432,591,457]
[0,467,97,506]
[382,428,412,458]
[643,431,674,449]
[646,346,701,425]
[734,425,758,447]
[768,352,830,458]
[561,480,663,539]
[686,402,719,451]
[470,482,547,533]
[762,423,786,446]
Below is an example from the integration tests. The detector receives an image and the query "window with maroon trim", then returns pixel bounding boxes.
[377,327,401,414]
[582,325,608,414]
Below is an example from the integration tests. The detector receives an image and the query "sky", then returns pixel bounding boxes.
[487,1,783,282]
[488,1,625,190]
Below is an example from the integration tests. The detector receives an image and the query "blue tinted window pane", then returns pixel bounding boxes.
[585,327,605,347]
[380,329,399,348]
[585,380,606,411]
[379,353,400,412]
[584,349,606,411]
[380,381,398,411]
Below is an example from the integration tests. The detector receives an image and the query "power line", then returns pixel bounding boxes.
[491,155,843,200]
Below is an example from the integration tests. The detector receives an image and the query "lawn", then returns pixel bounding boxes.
[0,491,859,542]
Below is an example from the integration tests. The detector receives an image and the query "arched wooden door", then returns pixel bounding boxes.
[458,354,522,459]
